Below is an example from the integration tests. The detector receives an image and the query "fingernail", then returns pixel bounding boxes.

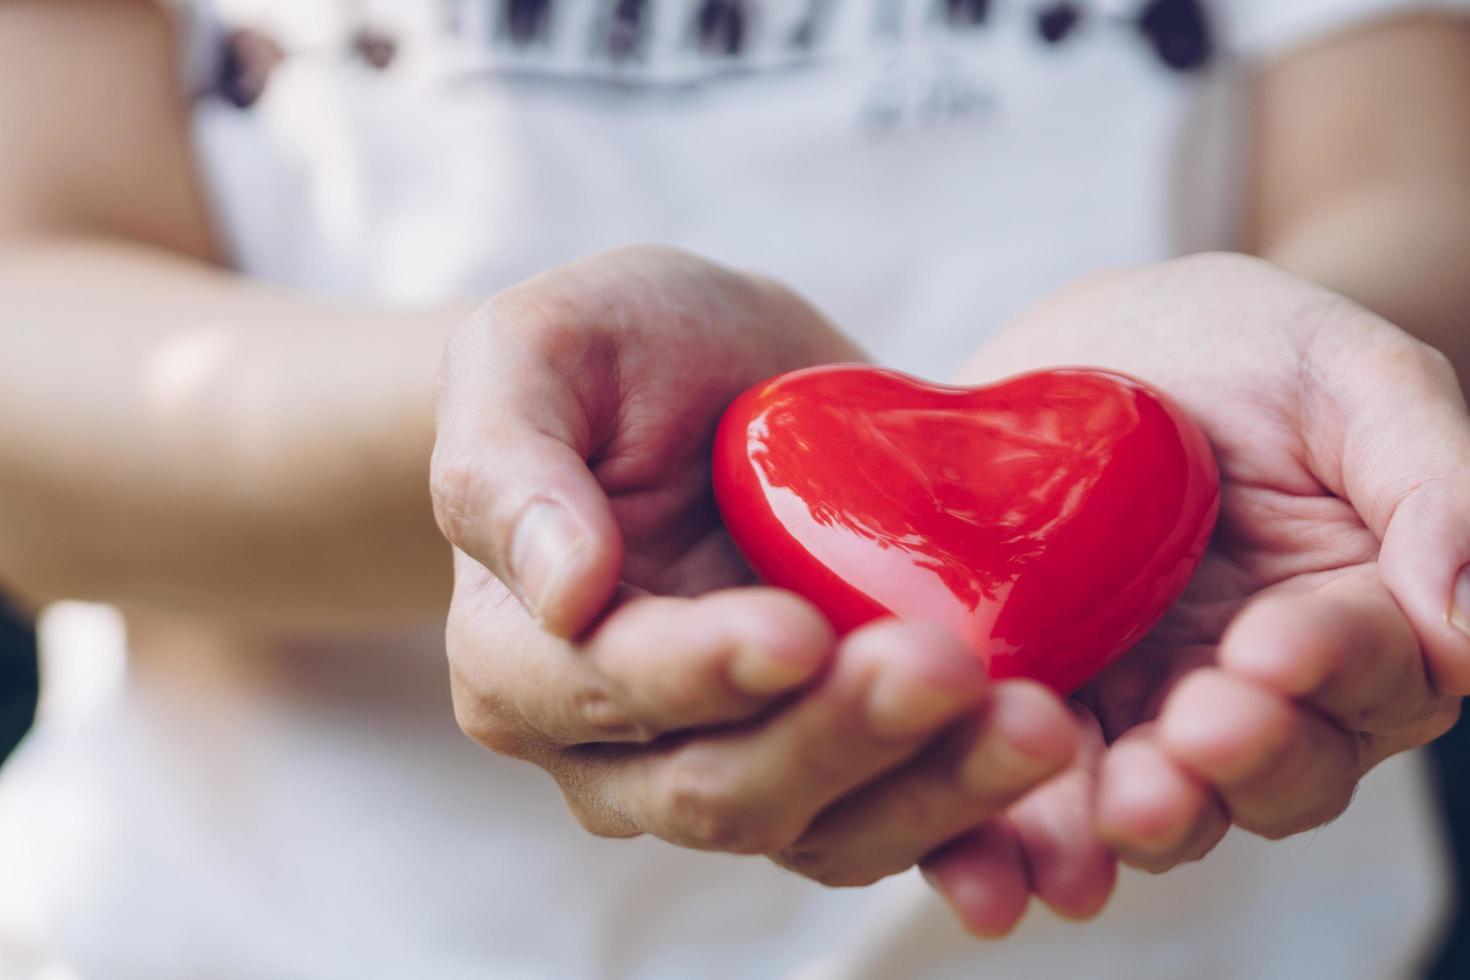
[959,685,1071,792]
[730,647,815,696]
[867,676,974,741]
[509,501,585,620]
[1450,565,1470,637]
[959,731,1060,796]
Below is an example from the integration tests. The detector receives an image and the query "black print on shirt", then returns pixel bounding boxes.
[431,0,1209,71]
[789,0,836,49]
[1036,2,1082,45]
[1136,0,1212,72]
[211,1,1214,111]
[500,0,556,46]
[939,0,990,28]
[598,0,652,61]
[692,0,750,56]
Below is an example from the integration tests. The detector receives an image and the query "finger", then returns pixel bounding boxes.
[921,823,1032,939]
[432,294,625,638]
[586,587,837,736]
[1310,328,1470,695]
[1094,726,1229,873]
[431,249,863,637]
[605,620,991,854]
[448,573,834,753]
[1007,709,1117,919]
[1218,573,1442,739]
[1380,470,1470,696]
[775,681,1076,887]
[1157,669,1358,840]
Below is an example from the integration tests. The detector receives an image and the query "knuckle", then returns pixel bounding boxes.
[1247,790,1354,842]
[886,779,950,829]
[635,680,720,730]
[1369,335,1456,392]
[523,314,590,366]
[428,445,486,547]
[444,606,475,660]
[576,815,641,841]
[1434,697,1463,737]
[1157,252,1282,301]
[657,756,780,855]
[777,841,892,888]
[1399,337,1457,386]
[563,794,642,841]
[790,728,867,787]
[819,867,887,888]
[481,282,611,381]
[1417,342,1457,386]
[957,755,1052,809]
[1249,819,1307,843]
[592,649,728,729]
[1109,824,1216,876]
[1176,833,1225,868]
[1430,653,1470,699]
[481,282,574,342]
[1120,851,1183,876]
[571,683,658,744]
[1416,697,1462,744]
[450,681,530,759]
[611,243,699,269]
[1169,251,1264,279]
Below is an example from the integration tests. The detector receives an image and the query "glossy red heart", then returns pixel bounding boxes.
[713,365,1220,694]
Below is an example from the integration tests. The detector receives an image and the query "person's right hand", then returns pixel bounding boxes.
[430,247,1080,895]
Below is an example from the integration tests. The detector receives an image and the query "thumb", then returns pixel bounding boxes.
[1323,333,1470,695]
[430,305,623,639]
[1379,472,1470,697]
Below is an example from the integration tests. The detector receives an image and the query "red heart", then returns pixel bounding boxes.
[713,366,1220,694]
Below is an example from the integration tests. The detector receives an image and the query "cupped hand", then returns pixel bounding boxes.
[925,253,1469,931]
[431,247,1080,900]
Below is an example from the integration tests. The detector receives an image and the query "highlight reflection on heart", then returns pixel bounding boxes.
[713,365,1220,693]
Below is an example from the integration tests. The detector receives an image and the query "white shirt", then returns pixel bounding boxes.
[2,1,1466,977]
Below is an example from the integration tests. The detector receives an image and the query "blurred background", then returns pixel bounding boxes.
[1433,721,1470,977]
[0,610,36,775]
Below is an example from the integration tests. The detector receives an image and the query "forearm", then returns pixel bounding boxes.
[1255,179,1470,382]
[1245,15,1470,382]
[0,236,465,628]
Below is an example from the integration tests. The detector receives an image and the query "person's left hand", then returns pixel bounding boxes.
[920,253,1469,935]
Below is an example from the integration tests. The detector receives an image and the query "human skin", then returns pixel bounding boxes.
[431,246,1082,871]
[928,253,1470,931]
[3,0,1470,939]
[433,249,1470,934]
[922,15,1470,933]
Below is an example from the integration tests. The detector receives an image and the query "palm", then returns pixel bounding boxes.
[448,247,864,617]
[593,413,752,597]
[570,260,863,600]
[961,255,1396,739]
[909,253,1470,914]
[1082,465,1378,739]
